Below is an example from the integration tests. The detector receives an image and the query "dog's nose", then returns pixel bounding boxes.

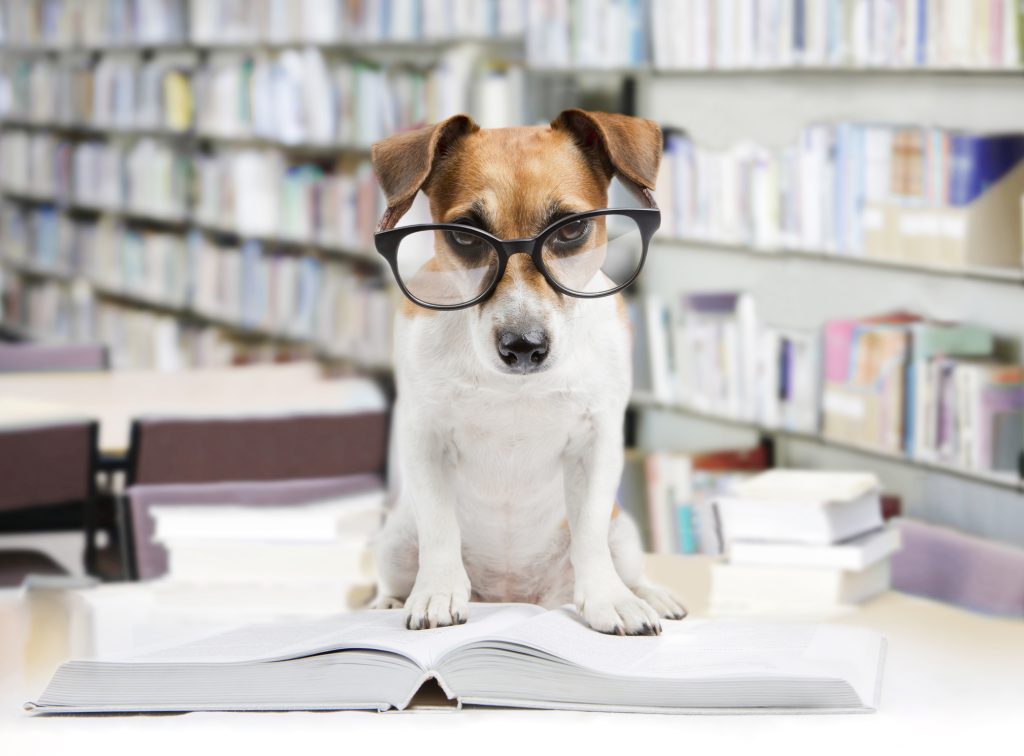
[496,330,549,372]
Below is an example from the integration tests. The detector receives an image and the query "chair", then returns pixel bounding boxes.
[0,344,108,373]
[891,518,1024,617]
[0,421,98,588]
[127,474,384,581]
[119,410,389,578]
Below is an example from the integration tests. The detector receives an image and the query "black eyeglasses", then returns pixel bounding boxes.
[374,208,661,311]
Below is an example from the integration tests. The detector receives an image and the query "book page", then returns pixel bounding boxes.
[478,608,881,692]
[129,603,546,669]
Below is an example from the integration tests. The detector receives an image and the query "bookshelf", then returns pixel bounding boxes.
[630,393,1023,492]
[0,0,530,369]
[2,1,1023,547]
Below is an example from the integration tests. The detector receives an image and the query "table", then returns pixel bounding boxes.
[2,555,1021,755]
[0,362,388,456]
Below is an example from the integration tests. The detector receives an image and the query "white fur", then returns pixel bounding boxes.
[373,261,686,635]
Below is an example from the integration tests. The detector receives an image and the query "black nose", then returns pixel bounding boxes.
[496,330,549,372]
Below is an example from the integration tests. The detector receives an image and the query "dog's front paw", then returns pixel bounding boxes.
[632,582,687,621]
[404,588,469,630]
[369,594,405,610]
[577,588,663,636]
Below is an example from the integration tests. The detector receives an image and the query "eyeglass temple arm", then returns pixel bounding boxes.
[375,178,658,234]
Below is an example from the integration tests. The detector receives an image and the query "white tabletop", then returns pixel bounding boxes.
[0,362,387,454]
[2,555,1022,754]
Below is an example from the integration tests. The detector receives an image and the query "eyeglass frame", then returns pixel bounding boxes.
[373,207,661,311]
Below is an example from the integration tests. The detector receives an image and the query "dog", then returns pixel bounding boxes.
[369,109,686,635]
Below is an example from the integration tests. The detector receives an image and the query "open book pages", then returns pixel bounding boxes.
[29,604,886,715]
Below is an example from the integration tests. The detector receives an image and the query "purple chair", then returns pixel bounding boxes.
[119,410,389,578]
[0,421,98,587]
[127,474,384,581]
[891,518,1024,617]
[0,343,108,373]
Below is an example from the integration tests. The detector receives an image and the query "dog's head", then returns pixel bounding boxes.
[371,109,661,376]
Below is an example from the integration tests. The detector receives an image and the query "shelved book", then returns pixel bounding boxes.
[28,604,887,714]
[630,292,820,434]
[711,470,898,617]
[622,444,769,555]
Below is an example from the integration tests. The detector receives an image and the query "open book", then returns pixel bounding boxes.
[29,604,886,714]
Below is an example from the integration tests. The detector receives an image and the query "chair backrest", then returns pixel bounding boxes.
[127,474,384,580]
[0,421,97,514]
[126,411,389,487]
[0,344,108,373]
[891,518,1024,617]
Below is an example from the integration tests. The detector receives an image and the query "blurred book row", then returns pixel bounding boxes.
[1,131,191,220]
[0,274,266,368]
[0,131,391,249]
[0,48,525,141]
[657,125,1024,272]
[632,292,1024,479]
[530,0,1024,70]
[6,0,1019,70]
[0,202,395,368]
[0,0,526,48]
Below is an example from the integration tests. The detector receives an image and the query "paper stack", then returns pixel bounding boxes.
[710,470,900,617]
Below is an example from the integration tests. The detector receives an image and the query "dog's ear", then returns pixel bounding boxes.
[551,109,662,191]
[371,114,479,223]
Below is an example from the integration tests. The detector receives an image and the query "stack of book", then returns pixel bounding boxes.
[650,0,1024,70]
[150,488,385,590]
[658,124,1024,271]
[710,469,901,616]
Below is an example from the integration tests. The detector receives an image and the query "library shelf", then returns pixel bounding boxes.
[0,119,376,156]
[3,190,190,227]
[629,393,1024,493]
[191,223,383,267]
[0,192,383,266]
[0,258,392,374]
[530,65,1024,78]
[0,36,524,56]
[655,236,1024,287]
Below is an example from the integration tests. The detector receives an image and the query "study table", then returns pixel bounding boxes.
[1,555,1021,754]
[0,362,388,458]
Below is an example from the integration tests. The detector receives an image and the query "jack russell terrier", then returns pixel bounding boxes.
[369,109,686,635]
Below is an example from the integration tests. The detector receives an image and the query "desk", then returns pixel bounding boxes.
[0,362,387,456]
[2,555,1022,754]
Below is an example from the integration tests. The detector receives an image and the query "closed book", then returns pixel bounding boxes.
[710,559,891,615]
[728,527,902,571]
[165,540,374,585]
[151,490,385,544]
[715,470,883,546]
[948,133,1024,206]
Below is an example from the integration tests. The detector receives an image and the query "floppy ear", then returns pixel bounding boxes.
[371,114,479,229]
[550,109,662,194]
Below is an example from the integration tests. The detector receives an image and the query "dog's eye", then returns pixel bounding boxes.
[551,219,592,250]
[444,230,487,257]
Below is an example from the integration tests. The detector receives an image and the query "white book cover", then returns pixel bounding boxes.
[728,527,902,570]
[151,490,385,544]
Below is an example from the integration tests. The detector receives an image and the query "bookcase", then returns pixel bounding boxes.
[2,1,1023,550]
